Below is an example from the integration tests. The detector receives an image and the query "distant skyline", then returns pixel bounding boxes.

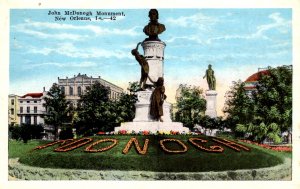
[10,9,292,115]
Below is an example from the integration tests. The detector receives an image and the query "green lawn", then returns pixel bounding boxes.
[9,135,290,172]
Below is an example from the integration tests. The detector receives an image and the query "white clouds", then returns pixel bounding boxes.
[27,42,131,59]
[207,12,291,44]
[27,61,98,69]
[255,12,291,36]
[270,41,291,49]
[166,13,218,31]
[166,50,290,63]
[28,47,54,55]
[16,20,140,38]
[165,35,205,45]
[165,12,291,46]
[13,23,88,41]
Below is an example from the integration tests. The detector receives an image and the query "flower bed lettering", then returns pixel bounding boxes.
[188,138,224,152]
[54,138,93,152]
[33,137,253,154]
[212,138,250,152]
[122,137,149,155]
[85,139,118,153]
[159,139,188,153]
[33,139,74,150]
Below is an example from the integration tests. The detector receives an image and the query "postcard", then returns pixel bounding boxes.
[1,0,300,189]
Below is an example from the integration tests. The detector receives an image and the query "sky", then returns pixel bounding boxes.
[9,9,292,115]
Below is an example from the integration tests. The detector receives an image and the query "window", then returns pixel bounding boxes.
[27,106,30,113]
[61,86,65,95]
[20,107,23,113]
[34,106,37,113]
[11,108,14,115]
[20,101,23,103]
[27,101,30,103]
[33,116,37,125]
[78,86,82,96]
[34,101,37,103]
[69,87,73,95]
[11,99,14,105]
[25,116,31,124]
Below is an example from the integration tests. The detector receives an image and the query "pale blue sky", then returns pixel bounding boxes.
[10,9,292,113]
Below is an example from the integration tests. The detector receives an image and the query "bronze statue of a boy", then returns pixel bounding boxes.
[150,77,167,122]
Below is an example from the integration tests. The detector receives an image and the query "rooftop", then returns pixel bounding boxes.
[21,93,43,98]
[245,70,270,82]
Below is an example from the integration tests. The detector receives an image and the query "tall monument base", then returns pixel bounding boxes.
[205,90,217,118]
[114,122,189,133]
[114,90,189,133]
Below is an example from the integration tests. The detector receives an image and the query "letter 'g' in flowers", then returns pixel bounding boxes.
[189,138,224,152]
[159,138,188,153]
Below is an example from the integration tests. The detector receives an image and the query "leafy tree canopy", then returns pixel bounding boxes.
[75,81,137,136]
[223,65,292,143]
[174,84,206,129]
[43,83,70,140]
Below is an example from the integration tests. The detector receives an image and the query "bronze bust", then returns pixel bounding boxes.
[143,9,166,41]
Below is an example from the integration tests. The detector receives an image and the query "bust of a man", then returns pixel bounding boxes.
[143,9,166,41]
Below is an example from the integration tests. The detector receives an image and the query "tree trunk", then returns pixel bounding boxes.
[54,125,59,141]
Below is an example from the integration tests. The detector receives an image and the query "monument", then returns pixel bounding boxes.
[203,64,217,118]
[114,9,189,133]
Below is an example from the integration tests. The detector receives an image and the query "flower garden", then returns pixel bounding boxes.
[8,133,291,173]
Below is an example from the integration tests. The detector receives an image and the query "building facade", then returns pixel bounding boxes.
[244,68,270,96]
[8,94,20,125]
[57,73,124,106]
[17,92,47,125]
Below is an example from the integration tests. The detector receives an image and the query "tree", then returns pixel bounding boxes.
[59,127,74,139]
[75,81,113,135]
[9,123,44,143]
[174,85,206,129]
[127,81,140,93]
[44,83,70,140]
[223,80,255,137]
[114,93,137,123]
[9,124,21,140]
[197,116,225,135]
[251,65,292,143]
[75,81,138,136]
[224,66,292,143]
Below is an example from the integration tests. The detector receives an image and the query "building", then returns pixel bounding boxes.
[17,91,47,125]
[17,89,55,140]
[244,65,292,96]
[8,94,20,125]
[57,73,124,106]
[244,68,270,96]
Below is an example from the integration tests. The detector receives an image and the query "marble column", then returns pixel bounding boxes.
[141,41,166,84]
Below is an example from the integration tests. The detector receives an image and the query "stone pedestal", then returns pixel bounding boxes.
[133,90,172,122]
[142,41,166,84]
[205,90,217,118]
[115,122,189,133]
[114,90,189,133]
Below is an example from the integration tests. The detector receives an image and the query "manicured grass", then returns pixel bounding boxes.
[8,140,49,159]
[10,135,289,172]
